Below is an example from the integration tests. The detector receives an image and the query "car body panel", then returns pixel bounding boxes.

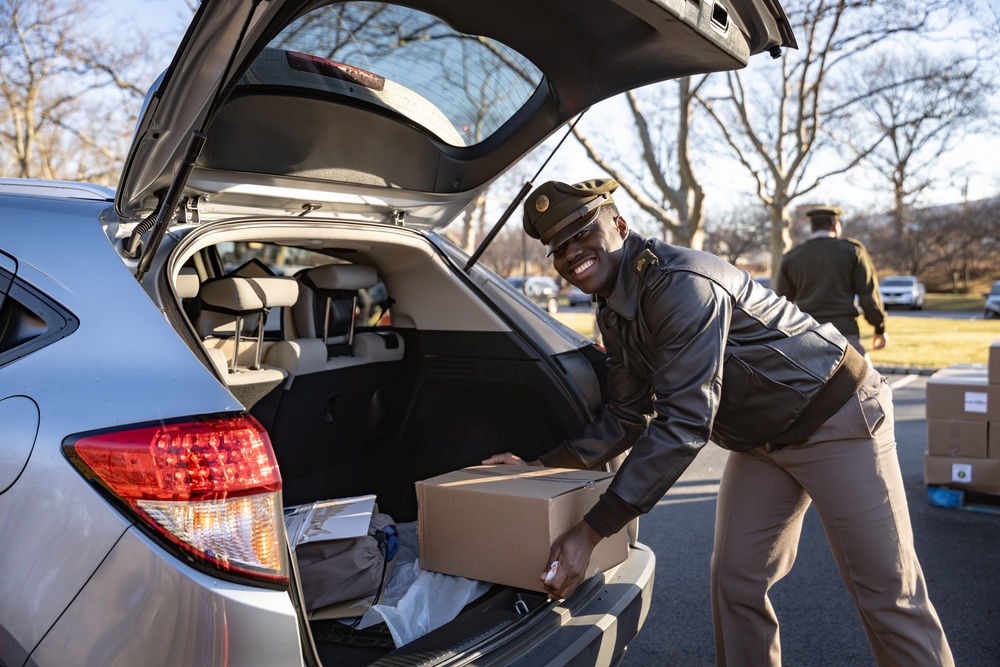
[0,451,131,667]
[28,527,302,667]
[0,396,38,495]
[0,194,254,665]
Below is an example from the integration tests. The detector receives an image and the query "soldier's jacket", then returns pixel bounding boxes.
[776,232,886,336]
[539,233,867,537]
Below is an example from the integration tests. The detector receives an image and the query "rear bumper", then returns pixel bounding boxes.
[882,294,919,306]
[481,543,655,667]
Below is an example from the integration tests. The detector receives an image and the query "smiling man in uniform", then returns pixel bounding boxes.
[484,178,952,666]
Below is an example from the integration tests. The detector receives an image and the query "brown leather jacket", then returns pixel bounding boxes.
[540,233,868,536]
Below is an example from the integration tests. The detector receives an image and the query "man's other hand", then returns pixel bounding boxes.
[872,332,887,350]
[481,452,542,466]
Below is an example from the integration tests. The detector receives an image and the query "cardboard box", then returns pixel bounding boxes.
[927,419,988,458]
[416,465,629,591]
[924,455,1000,495]
[925,368,1000,421]
[990,339,1000,385]
[990,423,1000,459]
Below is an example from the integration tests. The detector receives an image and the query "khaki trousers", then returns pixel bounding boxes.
[711,370,953,666]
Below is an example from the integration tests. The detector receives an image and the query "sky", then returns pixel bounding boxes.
[101,0,1000,223]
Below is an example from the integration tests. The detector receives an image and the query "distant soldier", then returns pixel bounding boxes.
[776,206,887,358]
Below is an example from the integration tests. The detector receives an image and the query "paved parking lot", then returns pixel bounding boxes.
[625,373,1000,666]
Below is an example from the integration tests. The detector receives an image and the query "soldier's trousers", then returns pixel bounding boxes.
[711,369,953,666]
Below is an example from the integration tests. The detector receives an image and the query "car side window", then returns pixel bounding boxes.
[0,252,79,368]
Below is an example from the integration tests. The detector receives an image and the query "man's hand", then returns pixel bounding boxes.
[872,332,888,350]
[539,520,604,600]
[481,452,542,466]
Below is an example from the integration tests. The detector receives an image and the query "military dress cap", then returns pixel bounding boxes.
[523,178,617,255]
[806,205,843,219]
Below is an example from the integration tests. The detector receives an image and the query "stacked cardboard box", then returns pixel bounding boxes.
[924,340,1000,495]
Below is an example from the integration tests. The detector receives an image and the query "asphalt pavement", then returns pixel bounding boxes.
[624,373,1000,667]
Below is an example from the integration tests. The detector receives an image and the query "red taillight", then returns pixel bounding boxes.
[69,415,288,583]
[285,50,386,91]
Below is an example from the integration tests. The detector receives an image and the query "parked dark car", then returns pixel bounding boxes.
[507,275,561,314]
[566,285,593,307]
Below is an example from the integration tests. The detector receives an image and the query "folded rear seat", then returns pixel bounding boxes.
[263,263,404,504]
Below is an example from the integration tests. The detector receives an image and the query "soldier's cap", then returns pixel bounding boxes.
[523,178,617,256]
[806,205,843,219]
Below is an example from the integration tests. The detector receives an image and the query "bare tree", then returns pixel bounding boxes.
[852,196,1000,287]
[0,0,165,182]
[841,51,995,272]
[703,201,772,269]
[911,200,1000,289]
[443,156,547,274]
[694,0,964,279]
[572,78,709,249]
[472,222,549,278]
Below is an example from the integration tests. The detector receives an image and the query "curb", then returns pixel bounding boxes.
[874,365,938,376]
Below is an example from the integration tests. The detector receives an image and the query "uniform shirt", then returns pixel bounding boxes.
[776,231,886,336]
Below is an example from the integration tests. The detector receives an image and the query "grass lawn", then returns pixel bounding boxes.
[923,293,987,311]
[860,315,997,369]
[555,303,999,370]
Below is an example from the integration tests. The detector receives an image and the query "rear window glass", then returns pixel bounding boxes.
[254,1,542,147]
[881,277,915,287]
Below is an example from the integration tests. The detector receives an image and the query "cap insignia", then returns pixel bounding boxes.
[535,195,549,212]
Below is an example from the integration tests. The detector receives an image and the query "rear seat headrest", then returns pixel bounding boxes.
[200,276,299,313]
[175,267,201,299]
[302,264,378,292]
[294,264,380,343]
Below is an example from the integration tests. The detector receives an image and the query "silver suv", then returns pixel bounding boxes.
[0,1,793,665]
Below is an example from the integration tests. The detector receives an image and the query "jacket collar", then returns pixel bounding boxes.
[599,232,649,321]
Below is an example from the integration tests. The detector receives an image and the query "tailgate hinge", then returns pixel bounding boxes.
[183,196,202,225]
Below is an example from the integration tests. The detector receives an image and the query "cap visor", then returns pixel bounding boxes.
[545,208,606,256]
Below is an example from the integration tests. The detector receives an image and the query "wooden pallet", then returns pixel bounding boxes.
[927,486,1000,515]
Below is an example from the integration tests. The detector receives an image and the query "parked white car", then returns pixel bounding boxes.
[879,275,926,310]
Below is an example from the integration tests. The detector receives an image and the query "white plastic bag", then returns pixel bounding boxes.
[357,522,492,646]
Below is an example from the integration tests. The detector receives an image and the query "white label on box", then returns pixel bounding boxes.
[964,391,988,413]
[951,463,973,483]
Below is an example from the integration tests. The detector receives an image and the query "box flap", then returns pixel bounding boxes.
[417,464,614,500]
